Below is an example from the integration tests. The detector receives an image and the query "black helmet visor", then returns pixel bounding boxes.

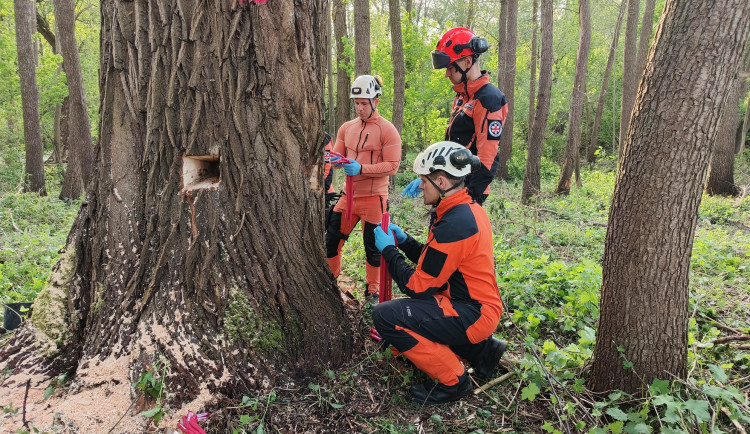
[431,50,452,69]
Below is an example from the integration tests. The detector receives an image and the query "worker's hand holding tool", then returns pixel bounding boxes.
[402,178,423,198]
[330,153,361,176]
[386,223,407,244]
[374,223,396,251]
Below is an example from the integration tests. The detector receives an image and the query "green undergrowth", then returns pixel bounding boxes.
[333,165,750,433]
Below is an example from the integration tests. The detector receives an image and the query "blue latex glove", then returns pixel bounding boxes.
[373,224,396,252]
[330,155,345,167]
[343,159,361,176]
[386,223,407,244]
[402,178,423,198]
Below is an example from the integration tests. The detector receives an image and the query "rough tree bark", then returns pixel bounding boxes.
[497,0,517,180]
[334,0,351,127]
[15,0,47,195]
[522,0,553,203]
[589,0,750,394]
[0,1,351,430]
[555,0,591,195]
[55,0,95,200]
[389,0,405,135]
[528,0,538,136]
[497,0,508,90]
[588,0,626,163]
[354,0,371,76]
[327,0,335,134]
[617,0,640,161]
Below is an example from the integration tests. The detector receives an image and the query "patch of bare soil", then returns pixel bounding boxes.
[1,299,545,433]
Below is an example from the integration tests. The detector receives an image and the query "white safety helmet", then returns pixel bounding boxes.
[413,141,479,178]
[350,75,383,99]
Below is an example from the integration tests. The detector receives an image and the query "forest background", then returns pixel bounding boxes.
[0,0,749,432]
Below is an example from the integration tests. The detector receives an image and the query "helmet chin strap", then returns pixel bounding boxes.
[452,55,478,96]
[425,176,464,199]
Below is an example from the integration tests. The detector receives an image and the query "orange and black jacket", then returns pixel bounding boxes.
[380,189,503,343]
[446,72,508,201]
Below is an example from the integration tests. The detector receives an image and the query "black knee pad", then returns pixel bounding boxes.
[325,211,349,258]
[363,221,382,267]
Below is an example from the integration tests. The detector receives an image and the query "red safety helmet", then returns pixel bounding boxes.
[431,28,489,69]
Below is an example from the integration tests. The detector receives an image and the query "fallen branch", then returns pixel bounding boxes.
[22,379,30,429]
[474,371,514,395]
[711,335,750,345]
[721,406,747,434]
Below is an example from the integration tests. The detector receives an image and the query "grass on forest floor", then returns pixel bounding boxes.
[1,158,749,432]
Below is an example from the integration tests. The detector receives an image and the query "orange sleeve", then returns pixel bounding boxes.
[473,102,507,170]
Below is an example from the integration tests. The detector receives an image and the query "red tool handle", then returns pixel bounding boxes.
[330,152,354,222]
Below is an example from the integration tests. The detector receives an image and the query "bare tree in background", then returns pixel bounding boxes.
[555,0,591,194]
[354,0,371,75]
[522,0,553,203]
[14,0,46,195]
[617,0,640,161]
[55,0,95,200]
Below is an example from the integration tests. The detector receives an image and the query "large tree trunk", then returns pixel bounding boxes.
[617,0,640,161]
[588,0,625,163]
[521,0,553,203]
[497,0,517,180]
[705,72,742,196]
[589,0,750,394]
[527,0,538,137]
[555,0,591,194]
[0,1,351,430]
[55,0,95,200]
[354,0,371,76]
[389,0,405,135]
[334,0,351,127]
[15,0,47,195]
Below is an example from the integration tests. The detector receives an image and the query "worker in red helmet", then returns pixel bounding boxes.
[403,28,508,206]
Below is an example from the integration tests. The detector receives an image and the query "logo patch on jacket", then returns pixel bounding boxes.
[488,120,502,139]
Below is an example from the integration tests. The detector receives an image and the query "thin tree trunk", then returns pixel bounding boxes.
[588,0,626,163]
[555,0,591,195]
[522,0,553,203]
[15,0,46,195]
[617,0,640,161]
[740,91,750,155]
[389,0,405,135]
[497,0,517,180]
[635,0,656,78]
[528,0,538,137]
[0,2,351,429]
[334,0,351,126]
[354,0,371,76]
[55,0,94,200]
[466,0,475,30]
[590,0,750,394]
[737,39,750,155]
[327,0,335,135]
[705,72,742,196]
[497,0,508,90]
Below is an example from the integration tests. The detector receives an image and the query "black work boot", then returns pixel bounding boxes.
[409,373,473,405]
[472,338,507,380]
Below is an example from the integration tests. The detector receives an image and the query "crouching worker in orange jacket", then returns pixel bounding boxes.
[326,75,402,304]
[372,141,506,405]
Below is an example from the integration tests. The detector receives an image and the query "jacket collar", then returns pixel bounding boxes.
[359,110,381,123]
[452,72,490,100]
[435,188,472,220]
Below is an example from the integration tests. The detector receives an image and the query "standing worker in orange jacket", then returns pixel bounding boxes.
[374,141,506,404]
[403,28,508,205]
[326,75,402,304]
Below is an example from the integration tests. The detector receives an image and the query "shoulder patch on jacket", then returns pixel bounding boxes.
[432,204,479,243]
[422,246,448,278]
[487,120,502,140]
